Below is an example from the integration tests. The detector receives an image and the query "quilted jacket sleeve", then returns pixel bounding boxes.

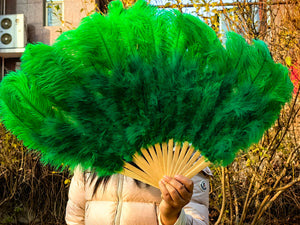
[181,170,211,225]
[65,166,87,225]
[159,168,212,225]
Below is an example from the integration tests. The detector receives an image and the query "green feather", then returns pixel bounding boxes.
[0,0,293,175]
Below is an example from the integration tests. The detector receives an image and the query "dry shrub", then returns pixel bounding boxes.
[209,94,300,225]
[0,124,70,224]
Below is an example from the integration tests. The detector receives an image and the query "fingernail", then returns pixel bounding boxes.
[163,176,170,182]
[160,179,166,184]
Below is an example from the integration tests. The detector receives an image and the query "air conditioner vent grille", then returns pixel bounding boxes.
[1,33,12,45]
[1,18,12,29]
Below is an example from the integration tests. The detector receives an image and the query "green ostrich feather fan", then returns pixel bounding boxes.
[0,0,293,186]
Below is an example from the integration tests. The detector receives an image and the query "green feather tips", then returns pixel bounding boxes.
[0,0,293,176]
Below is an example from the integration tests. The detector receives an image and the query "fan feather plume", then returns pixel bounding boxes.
[0,0,293,177]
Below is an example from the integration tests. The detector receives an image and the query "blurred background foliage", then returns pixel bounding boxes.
[1,0,299,224]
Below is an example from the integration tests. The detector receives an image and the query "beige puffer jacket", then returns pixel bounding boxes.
[65,166,212,225]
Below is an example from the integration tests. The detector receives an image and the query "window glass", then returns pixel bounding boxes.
[45,0,64,26]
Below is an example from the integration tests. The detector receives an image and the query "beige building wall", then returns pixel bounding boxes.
[0,0,96,78]
[6,0,96,45]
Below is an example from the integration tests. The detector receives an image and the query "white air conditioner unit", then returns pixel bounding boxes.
[0,14,26,49]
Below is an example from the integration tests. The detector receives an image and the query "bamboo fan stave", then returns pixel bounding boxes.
[120,139,210,188]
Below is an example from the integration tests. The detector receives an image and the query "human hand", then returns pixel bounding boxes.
[158,175,194,225]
